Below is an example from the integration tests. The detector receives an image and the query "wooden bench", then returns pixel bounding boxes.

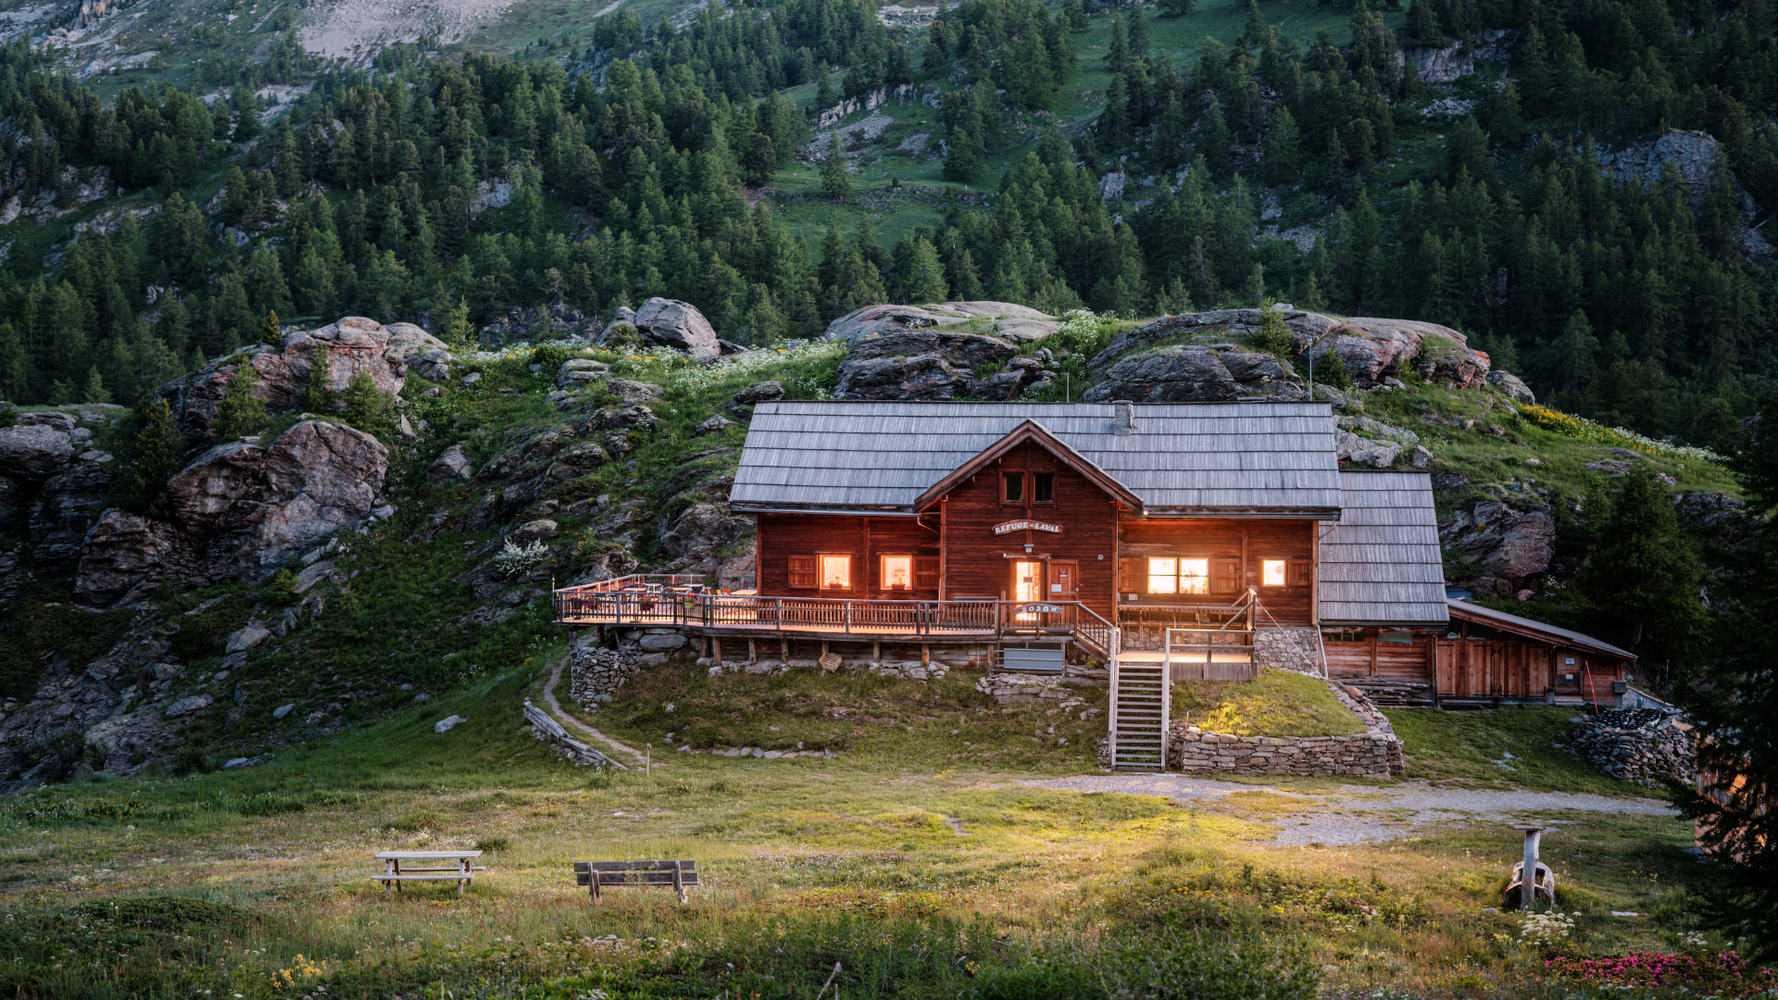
[573,860,699,903]
[373,850,485,897]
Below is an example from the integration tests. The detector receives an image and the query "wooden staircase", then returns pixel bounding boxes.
[1107,653,1170,771]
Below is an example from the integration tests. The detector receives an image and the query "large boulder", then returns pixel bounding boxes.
[1487,370,1536,405]
[825,301,1059,345]
[1439,499,1556,593]
[1089,309,1489,391]
[834,329,1021,400]
[158,316,412,447]
[632,298,720,357]
[1081,345,1305,403]
[382,322,450,361]
[0,423,75,479]
[73,420,389,606]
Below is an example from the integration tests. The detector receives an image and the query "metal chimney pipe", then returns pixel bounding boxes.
[1113,400,1134,436]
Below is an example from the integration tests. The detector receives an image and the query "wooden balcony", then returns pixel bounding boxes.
[551,575,1118,658]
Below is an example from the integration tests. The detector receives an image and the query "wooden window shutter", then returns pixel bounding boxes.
[788,555,816,589]
[1211,558,1241,594]
[1290,560,1311,587]
[915,556,940,589]
[1118,558,1141,592]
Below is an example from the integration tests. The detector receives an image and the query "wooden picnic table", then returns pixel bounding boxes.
[373,850,485,897]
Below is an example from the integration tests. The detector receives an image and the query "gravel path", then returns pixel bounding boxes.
[1024,774,1676,846]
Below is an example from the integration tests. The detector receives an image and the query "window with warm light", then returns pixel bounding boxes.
[1147,557,1177,594]
[821,554,851,590]
[1179,558,1209,594]
[881,554,912,590]
[1147,557,1209,594]
[1262,559,1287,586]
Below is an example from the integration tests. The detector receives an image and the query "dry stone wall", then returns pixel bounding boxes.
[1253,628,1322,675]
[1571,709,1695,788]
[570,646,644,707]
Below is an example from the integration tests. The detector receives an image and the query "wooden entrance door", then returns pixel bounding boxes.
[1048,561,1079,600]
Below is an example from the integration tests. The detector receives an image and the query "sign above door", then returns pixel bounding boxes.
[992,519,1062,535]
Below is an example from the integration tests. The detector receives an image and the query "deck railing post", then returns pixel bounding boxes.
[845,601,852,634]
[776,598,784,633]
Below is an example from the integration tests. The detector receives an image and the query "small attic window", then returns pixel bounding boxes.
[1033,473,1054,503]
[1003,473,1024,503]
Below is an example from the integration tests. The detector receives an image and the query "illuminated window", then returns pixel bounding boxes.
[821,555,851,590]
[1033,473,1054,503]
[1003,472,1023,503]
[1262,560,1286,586]
[1179,558,1209,594]
[1147,557,1177,594]
[1148,557,1209,595]
[881,554,912,590]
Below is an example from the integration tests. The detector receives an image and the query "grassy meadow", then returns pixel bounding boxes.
[0,654,1733,999]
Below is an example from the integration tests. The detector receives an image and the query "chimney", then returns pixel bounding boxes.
[1113,400,1134,436]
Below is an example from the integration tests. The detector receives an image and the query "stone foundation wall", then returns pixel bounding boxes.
[1165,679,1404,777]
[1253,627,1323,675]
[702,656,952,681]
[570,646,644,707]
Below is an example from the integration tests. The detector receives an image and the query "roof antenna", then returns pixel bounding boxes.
[1113,400,1134,436]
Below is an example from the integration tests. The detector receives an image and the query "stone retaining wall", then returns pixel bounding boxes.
[1571,710,1694,788]
[1166,679,1404,777]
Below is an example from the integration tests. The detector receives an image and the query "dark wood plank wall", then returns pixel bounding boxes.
[1325,634,1436,681]
[756,514,940,598]
[1117,517,1316,624]
[937,441,1120,618]
[1325,627,1629,700]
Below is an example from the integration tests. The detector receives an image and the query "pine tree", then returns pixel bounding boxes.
[213,356,267,440]
[1159,0,1194,17]
[81,366,111,404]
[1261,105,1302,184]
[902,236,949,303]
[1105,16,1128,75]
[339,370,394,439]
[821,131,851,201]
[261,311,282,347]
[1577,463,1702,658]
[304,344,336,413]
[118,399,182,519]
[440,295,473,350]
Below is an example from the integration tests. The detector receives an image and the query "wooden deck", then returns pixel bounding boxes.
[553,576,1118,657]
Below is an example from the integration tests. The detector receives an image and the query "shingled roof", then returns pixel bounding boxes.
[729,401,1344,516]
[1317,470,1449,626]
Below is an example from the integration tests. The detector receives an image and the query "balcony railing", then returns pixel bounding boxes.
[551,580,1118,658]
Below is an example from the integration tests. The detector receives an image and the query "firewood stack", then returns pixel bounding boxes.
[1570,708,1694,788]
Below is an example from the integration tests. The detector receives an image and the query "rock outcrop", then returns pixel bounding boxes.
[824,301,1059,345]
[1487,370,1536,404]
[73,421,390,606]
[157,316,412,447]
[1439,499,1556,593]
[1090,309,1490,391]
[632,297,720,357]
[1082,345,1306,402]
[834,328,1021,400]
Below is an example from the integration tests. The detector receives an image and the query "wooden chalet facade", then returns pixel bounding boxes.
[553,400,1633,720]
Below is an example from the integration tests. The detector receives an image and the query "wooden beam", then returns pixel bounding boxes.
[747,639,757,665]
[872,640,881,663]
[921,643,930,665]
[938,497,948,602]
[1309,521,1320,626]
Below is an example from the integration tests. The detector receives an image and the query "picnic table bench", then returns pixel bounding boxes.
[373,850,485,897]
[573,860,699,903]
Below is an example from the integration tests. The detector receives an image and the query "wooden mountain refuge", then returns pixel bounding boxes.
[552,400,1635,769]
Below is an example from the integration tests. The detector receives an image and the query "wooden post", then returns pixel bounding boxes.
[872,640,881,663]
[713,637,723,664]
[673,861,687,904]
[781,637,789,664]
[748,639,757,665]
[921,643,929,665]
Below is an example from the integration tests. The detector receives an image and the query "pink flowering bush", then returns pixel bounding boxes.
[1546,950,1778,997]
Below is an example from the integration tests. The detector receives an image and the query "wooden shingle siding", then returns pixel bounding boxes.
[731,402,1343,514]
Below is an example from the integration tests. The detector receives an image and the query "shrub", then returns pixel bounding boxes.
[339,371,395,439]
[170,744,211,776]
[212,357,267,440]
[1251,300,1291,359]
[265,569,298,605]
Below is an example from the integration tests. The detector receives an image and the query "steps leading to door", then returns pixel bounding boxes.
[1108,655,1169,771]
